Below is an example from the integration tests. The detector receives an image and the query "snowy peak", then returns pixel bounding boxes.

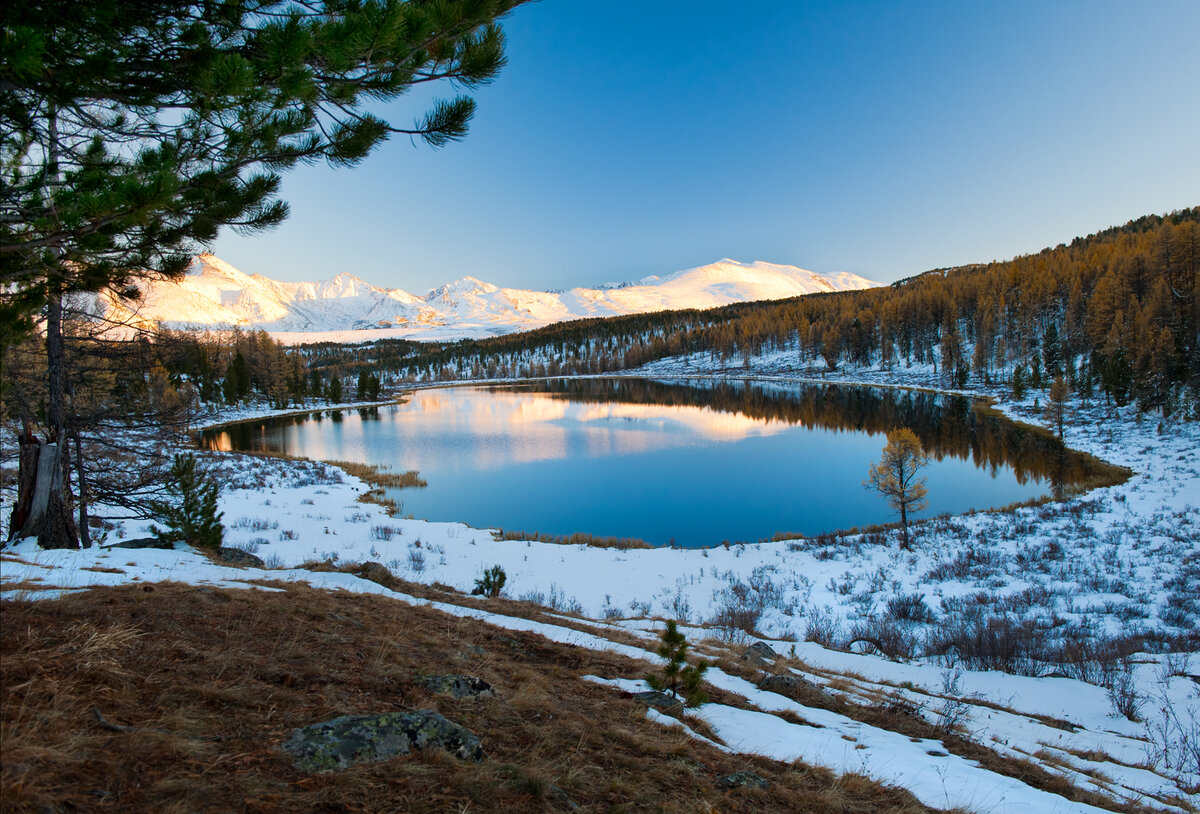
[425,276,499,302]
[657,259,875,300]
[103,255,879,342]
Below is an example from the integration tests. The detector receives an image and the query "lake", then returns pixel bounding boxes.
[201,377,1118,547]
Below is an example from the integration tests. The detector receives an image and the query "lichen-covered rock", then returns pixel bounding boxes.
[740,641,777,665]
[355,561,398,589]
[717,770,769,790]
[418,675,496,699]
[103,537,174,550]
[624,690,684,714]
[217,547,265,568]
[758,673,826,700]
[280,710,483,772]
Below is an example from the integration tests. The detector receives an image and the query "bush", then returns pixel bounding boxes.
[150,453,223,550]
[885,592,936,624]
[928,615,1047,676]
[847,616,918,660]
[472,564,506,598]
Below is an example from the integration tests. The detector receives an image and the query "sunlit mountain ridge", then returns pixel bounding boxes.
[100,253,879,343]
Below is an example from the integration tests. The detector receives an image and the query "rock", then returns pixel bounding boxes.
[418,675,496,699]
[280,710,484,772]
[547,784,580,811]
[103,537,174,550]
[717,770,769,791]
[624,690,684,714]
[757,673,828,702]
[355,561,398,589]
[740,641,777,665]
[217,547,265,568]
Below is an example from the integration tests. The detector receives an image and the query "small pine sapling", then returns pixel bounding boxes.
[150,453,224,550]
[646,619,709,707]
[472,564,507,598]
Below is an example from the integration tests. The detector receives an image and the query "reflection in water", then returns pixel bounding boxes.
[200,378,1124,547]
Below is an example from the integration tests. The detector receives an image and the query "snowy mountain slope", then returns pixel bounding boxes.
[101,253,879,342]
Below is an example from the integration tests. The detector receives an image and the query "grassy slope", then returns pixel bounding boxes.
[1,581,931,814]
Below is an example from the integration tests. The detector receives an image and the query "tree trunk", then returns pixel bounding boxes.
[27,289,79,549]
[16,100,80,550]
[9,423,40,537]
[10,434,76,547]
[74,433,91,548]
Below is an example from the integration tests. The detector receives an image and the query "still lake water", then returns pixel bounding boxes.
[202,378,1113,547]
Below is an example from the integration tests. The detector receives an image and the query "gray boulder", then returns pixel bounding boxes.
[740,641,777,667]
[355,561,398,589]
[758,673,827,701]
[218,547,266,568]
[103,537,174,550]
[418,675,496,699]
[717,770,769,790]
[625,690,684,714]
[280,710,483,772]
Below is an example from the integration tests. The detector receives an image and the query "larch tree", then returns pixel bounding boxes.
[864,427,930,550]
[1,0,527,548]
[1046,374,1069,443]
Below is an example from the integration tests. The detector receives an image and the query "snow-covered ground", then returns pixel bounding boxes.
[3,359,1198,812]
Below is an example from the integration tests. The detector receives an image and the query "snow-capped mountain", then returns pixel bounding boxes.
[101,253,878,343]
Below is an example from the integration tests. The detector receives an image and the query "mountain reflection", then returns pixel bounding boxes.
[201,377,1125,494]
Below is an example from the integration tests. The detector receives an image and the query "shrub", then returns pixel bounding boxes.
[804,606,842,648]
[472,564,506,598]
[646,620,709,708]
[1104,660,1143,722]
[150,453,223,550]
[928,615,1047,676]
[885,592,936,624]
[847,616,918,660]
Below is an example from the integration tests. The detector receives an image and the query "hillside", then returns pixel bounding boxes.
[98,254,878,342]
[1,581,934,813]
[385,208,1199,415]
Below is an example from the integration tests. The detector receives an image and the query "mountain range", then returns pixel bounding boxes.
[100,253,879,343]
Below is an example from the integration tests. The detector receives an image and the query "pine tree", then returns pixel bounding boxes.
[645,620,709,708]
[2,0,527,547]
[150,454,223,550]
[1012,365,1027,400]
[1043,322,1062,379]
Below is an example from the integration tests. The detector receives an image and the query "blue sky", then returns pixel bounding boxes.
[211,0,1200,292]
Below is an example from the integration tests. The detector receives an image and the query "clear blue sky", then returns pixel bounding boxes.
[210,0,1200,293]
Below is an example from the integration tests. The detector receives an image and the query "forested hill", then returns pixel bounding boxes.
[387,208,1198,416]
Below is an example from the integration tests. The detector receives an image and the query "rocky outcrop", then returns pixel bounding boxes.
[418,675,496,699]
[717,770,769,790]
[103,537,174,550]
[354,560,399,589]
[758,673,829,704]
[624,690,684,714]
[280,710,483,772]
[740,641,777,667]
[217,547,265,568]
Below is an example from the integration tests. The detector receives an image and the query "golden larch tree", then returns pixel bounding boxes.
[865,428,930,550]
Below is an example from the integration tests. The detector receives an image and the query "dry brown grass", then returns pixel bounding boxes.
[325,460,427,490]
[496,529,653,550]
[2,582,930,813]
